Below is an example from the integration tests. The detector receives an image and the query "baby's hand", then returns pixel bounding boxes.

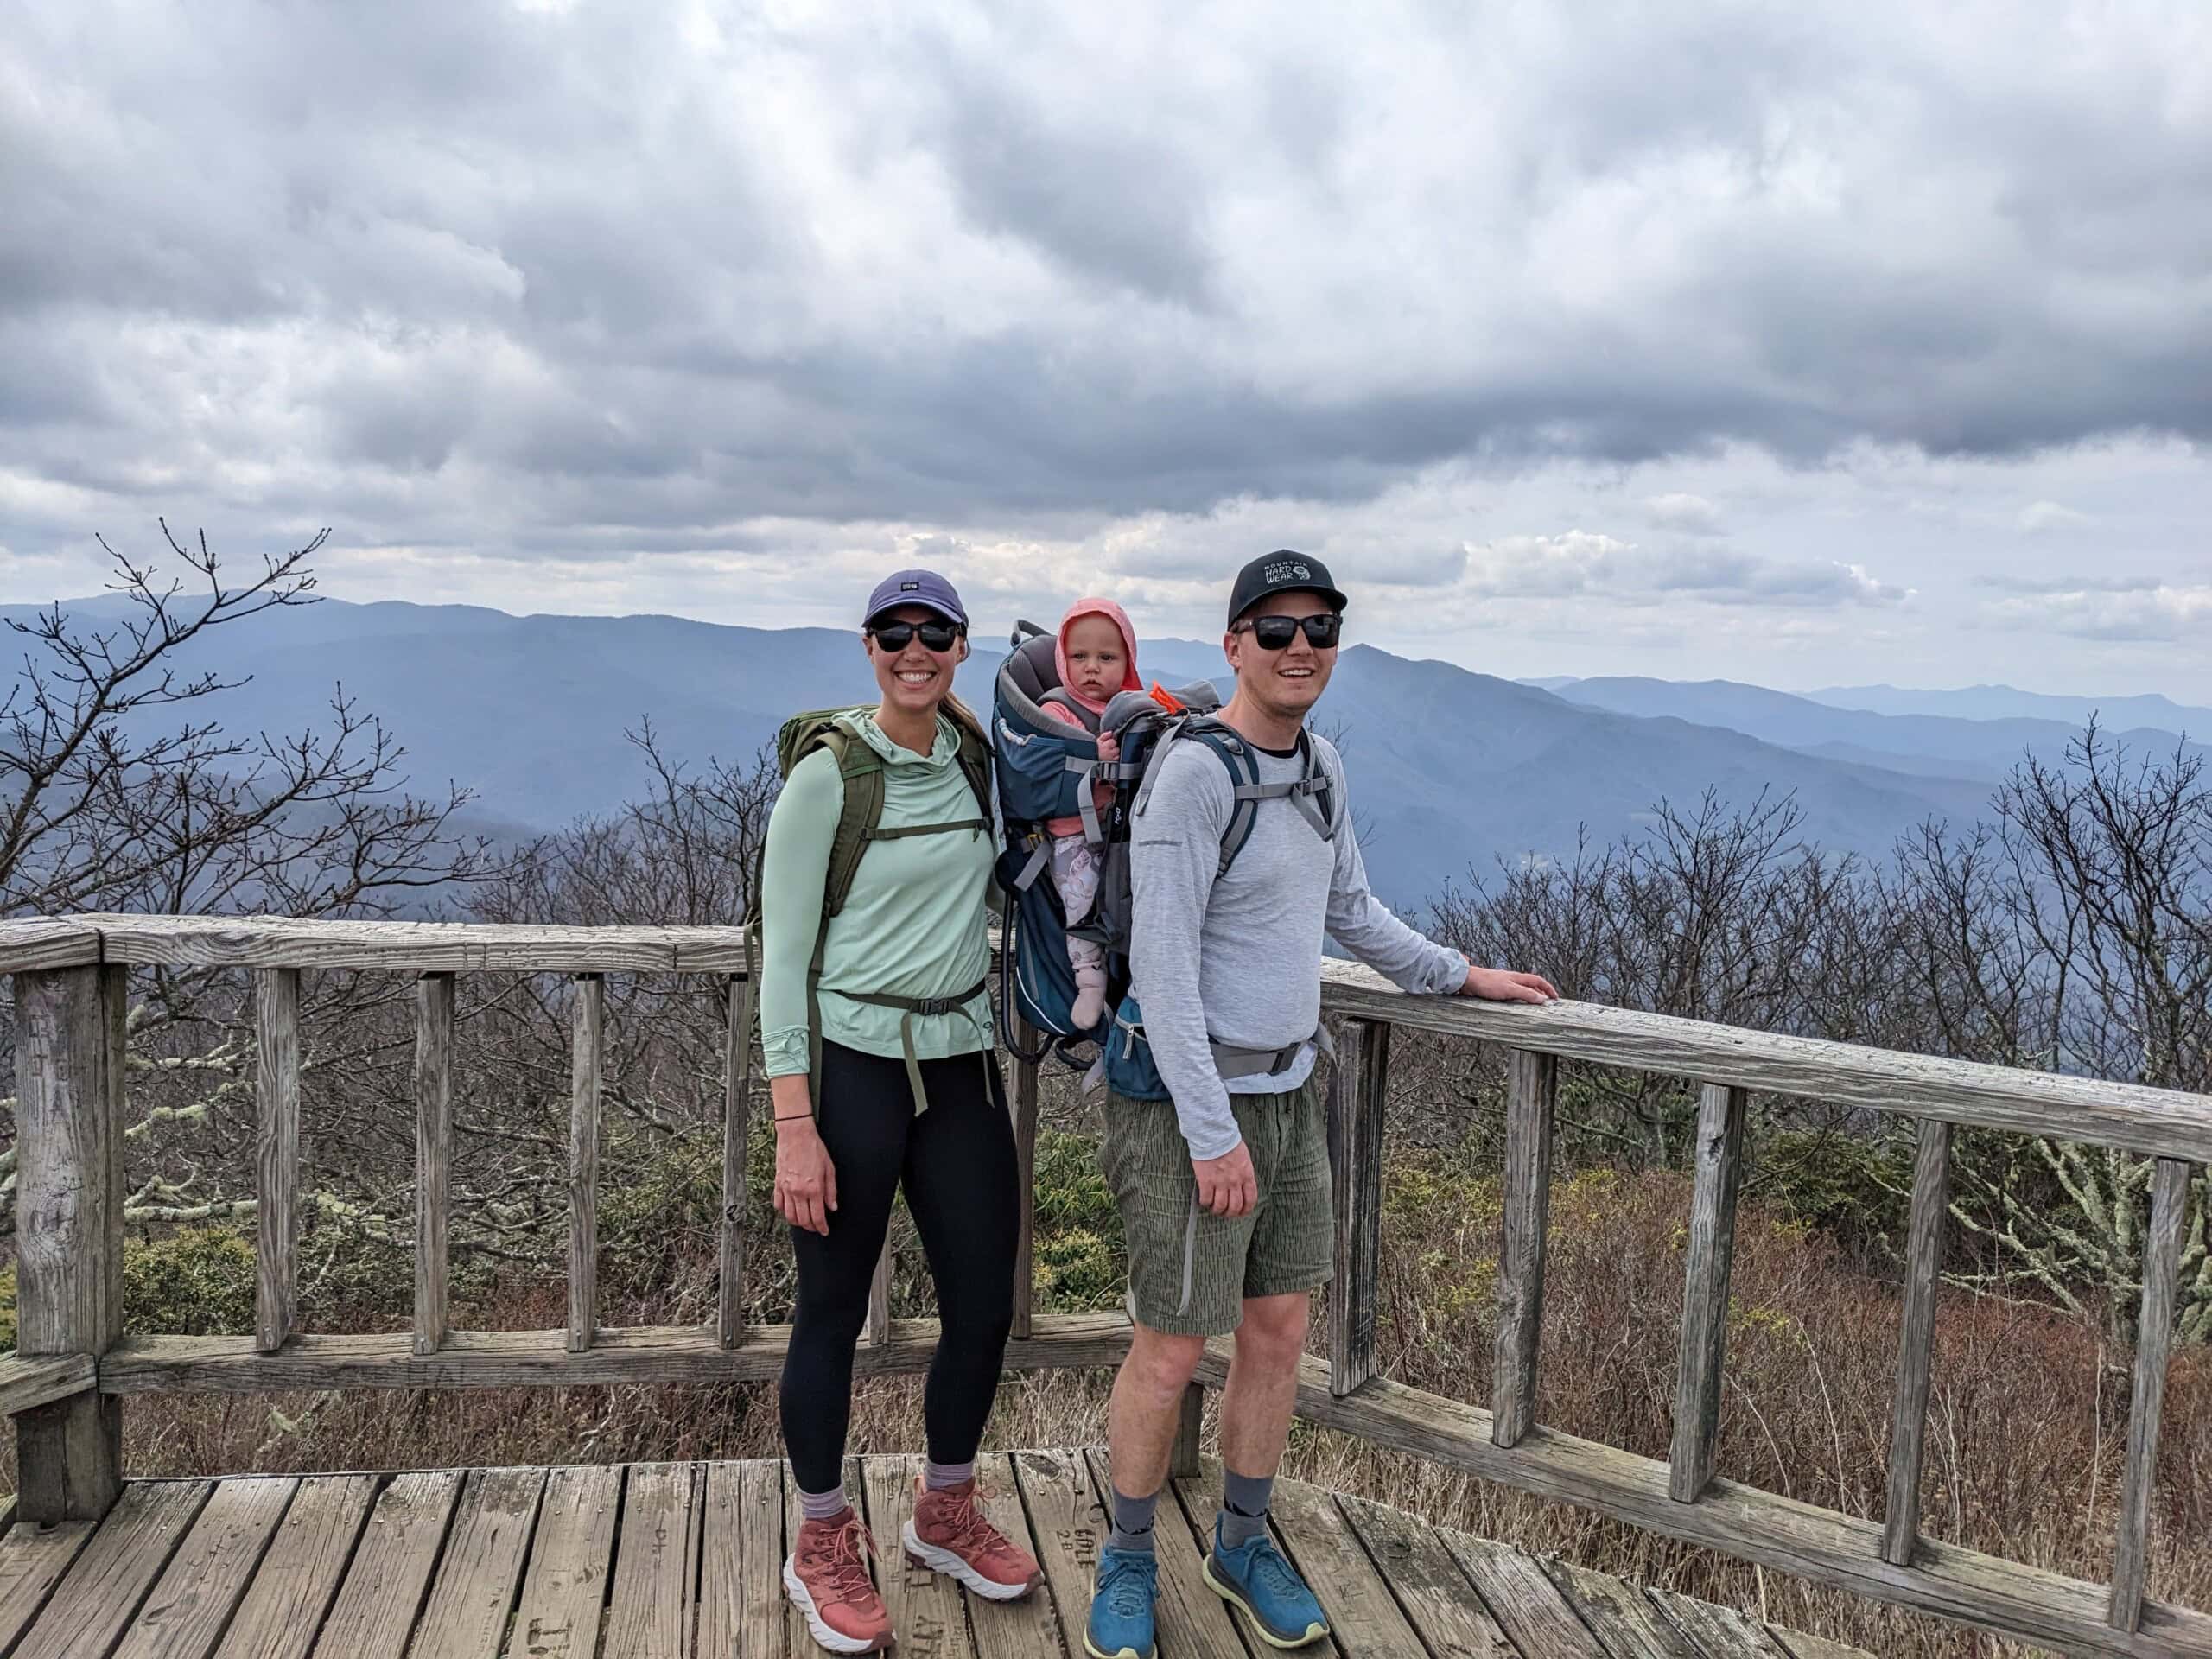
[1097,730,1121,762]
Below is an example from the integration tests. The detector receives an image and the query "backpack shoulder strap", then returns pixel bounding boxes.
[1135,716,1264,878]
[814,725,887,922]
[944,702,995,825]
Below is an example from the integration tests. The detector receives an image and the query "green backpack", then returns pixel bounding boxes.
[738,705,995,1114]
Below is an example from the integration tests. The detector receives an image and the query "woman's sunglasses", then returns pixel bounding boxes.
[868,620,963,652]
[1236,613,1343,651]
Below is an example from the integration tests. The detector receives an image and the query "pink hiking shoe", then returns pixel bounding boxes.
[902,1476,1044,1600]
[784,1510,893,1654]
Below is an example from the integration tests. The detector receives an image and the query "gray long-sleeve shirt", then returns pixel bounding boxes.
[1128,729,1468,1160]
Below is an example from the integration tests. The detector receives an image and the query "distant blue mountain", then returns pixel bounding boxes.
[3,595,2029,910]
[1537,676,2209,785]
[1804,682,2212,736]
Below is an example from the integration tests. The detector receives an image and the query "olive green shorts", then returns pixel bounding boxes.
[1100,1073,1334,1338]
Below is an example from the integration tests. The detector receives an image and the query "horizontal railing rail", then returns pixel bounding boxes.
[3,913,2208,1656]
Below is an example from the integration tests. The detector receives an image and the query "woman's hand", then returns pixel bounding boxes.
[772,1078,838,1235]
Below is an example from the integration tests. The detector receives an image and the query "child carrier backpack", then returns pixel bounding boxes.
[989,620,1340,1096]
[734,704,995,1115]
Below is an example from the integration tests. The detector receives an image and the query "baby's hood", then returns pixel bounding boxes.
[1055,597,1142,712]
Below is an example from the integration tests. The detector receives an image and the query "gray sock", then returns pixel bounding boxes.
[924,1459,974,1491]
[1108,1485,1158,1555]
[800,1484,849,1522]
[1217,1469,1273,1551]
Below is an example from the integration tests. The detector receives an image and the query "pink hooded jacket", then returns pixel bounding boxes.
[1041,597,1141,836]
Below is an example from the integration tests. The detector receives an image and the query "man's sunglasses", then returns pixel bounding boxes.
[868,620,963,652]
[1236,613,1343,651]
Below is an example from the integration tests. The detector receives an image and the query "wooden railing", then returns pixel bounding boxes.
[2,914,2207,1657]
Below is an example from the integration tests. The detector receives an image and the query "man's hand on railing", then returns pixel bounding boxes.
[1459,963,1558,1004]
[1193,1141,1258,1218]
[772,1077,839,1236]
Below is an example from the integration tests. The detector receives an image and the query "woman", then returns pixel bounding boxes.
[760,568,1040,1655]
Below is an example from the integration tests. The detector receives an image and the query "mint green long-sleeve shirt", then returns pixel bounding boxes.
[757,709,995,1083]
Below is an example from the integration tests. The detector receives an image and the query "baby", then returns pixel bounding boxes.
[1039,598,1141,1028]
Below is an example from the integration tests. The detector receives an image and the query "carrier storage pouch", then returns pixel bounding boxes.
[1001,848,1088,1039]
[1099,992,1172,1101]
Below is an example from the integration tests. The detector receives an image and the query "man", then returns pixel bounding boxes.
[1085,552,1557,1659]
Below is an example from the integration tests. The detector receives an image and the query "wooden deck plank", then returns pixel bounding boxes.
[411,1467,546,1659]
[309,1470,463,1659]
[213,1476,379,1659]
[1335,1494,1515,1656]
[113,1478,296,1659]
[13,1481,213,1659]
[966,1452,1067,1659]
[1010,1451,1106,1659]
[503,1463,619,1659]
[602,1463,699,1659]
[1441,1533,1606,1658]
[0,1515,98,1652]
[1255,1477,1426,1655]
[697,1462,780,1659]
[861,1453,976,1659]
[1649,1588,1790,1656]
[1763,1627,1873,1659]
[1093,1452,1250,1659]
[1544,1558,1700,1658]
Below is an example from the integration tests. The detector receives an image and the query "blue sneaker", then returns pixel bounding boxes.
[1203,1522,1330,1649]
[1084,1546,1159,1659]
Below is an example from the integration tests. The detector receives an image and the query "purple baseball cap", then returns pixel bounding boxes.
[863,568,969,631]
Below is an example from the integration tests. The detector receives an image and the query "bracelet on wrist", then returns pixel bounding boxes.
[773,1110,813,1123]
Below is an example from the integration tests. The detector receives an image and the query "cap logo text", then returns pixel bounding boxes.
[1264,560,1313,583]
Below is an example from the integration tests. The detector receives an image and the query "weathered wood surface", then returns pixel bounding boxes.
[1169,1380,1206,1482]
[1494,1046,1559,1447]
[505,1463,618,1659]
[868,1238,894,1349]
[568,976,603,1354]
[72,912,741,973]
[211,1474,378,1659]
[1652,1586,1793,1656]
[1672,1082,1748,1503]
[1318,957,2212,1163]
[100,1311,1137,1394]
[0,1353,97,1417]
[1329,1014,1390,1397]
[411,1466,547,1659]
[1338,1491,1517,1656]
[309,1470,463,1658]
[414,973,454,1357]
[111,1477,296,1659]
[13,963,126,1522]
[12,1480,211,1659]
[697,1460,779,1659]
[0,918,104,971]
[1196,1346,2212,1658]
[1,1455,1870,1658]
[602,1462,699,1659]
[719,976,751,1350]
[255,969,301,1355]
[1882,1116,1953,1567]
[2110,1155,2195,1634]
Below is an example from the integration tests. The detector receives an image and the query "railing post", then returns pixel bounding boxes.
[1011,1027,1039,1343]
[1328,1016,1389,1397]
[14,963,125,1522]
[719,973,751,1348]
[256,967,302,1354]
[1492,1048,1557,1446]
[1670,1082,1748,1502]
[2109,1156,2193,1633]
[1170,1382,1205,1480]
[414,972,454,1357]
[1882,1116,1953,1565]
[567,975,603,1354]
[868,1242,893,1347]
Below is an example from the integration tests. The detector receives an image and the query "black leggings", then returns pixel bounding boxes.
[779,1040,1020,1495]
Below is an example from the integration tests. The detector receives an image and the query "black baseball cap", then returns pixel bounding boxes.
[1227,550,1348,627]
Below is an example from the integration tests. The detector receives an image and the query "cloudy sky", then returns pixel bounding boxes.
[3,0,2209,696]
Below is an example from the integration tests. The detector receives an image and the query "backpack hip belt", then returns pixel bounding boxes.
[830,977,993,1115]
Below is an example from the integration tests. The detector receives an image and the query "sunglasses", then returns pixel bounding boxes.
[1236,613,1343,651]
[869,620,963,652]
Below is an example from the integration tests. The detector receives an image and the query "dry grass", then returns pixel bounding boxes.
[36,1150,2208,1659]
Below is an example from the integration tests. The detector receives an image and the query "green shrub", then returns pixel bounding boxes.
[123,1227,257,1337]
[1759,1128,1911,1254]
